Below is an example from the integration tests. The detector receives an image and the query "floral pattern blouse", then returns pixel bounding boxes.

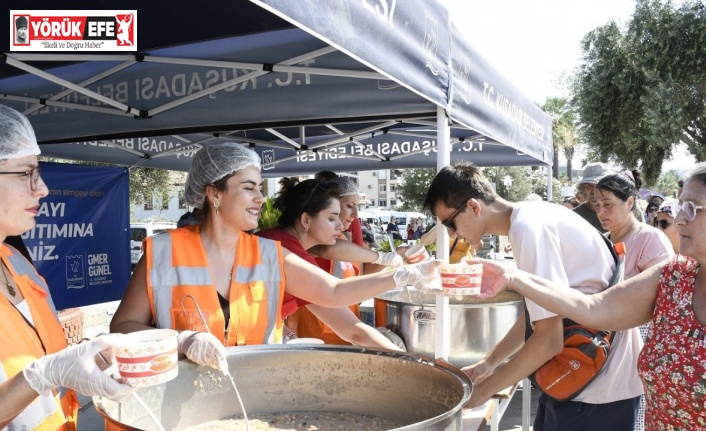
[637,255,706,430]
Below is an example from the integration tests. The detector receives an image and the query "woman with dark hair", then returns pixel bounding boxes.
[593,171,673,278]
[258,177,402,348]
[588,170,673,430]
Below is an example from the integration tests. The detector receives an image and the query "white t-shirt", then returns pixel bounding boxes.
[509,201,644,404]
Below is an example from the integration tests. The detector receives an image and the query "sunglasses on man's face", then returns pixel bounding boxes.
[439,193,483,233]
[653,219,671,229]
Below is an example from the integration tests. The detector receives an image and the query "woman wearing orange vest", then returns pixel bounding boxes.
[257,177,399,348]
[0,105,133,430]
[111,142,439,370]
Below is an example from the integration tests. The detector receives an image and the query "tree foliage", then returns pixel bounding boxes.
[128,167,173,206]
[541,97,581,182]
[573,0,706,183]
[398,168,437,211]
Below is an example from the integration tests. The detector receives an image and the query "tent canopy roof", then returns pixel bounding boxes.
[1,0,553,175]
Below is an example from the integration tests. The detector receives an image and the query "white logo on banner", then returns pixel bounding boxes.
[424,11,440,76]
[10,10,137,52]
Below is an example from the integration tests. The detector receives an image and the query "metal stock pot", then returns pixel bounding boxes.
[94,345,472,430]
[375,289,523,368]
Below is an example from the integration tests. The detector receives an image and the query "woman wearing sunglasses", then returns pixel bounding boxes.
[653,199,680,253]
[468,162,706,430]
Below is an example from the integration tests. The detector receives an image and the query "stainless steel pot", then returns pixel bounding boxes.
[94,345,472,431]
[375,289,523,368]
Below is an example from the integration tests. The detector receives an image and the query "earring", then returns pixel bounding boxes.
[214,201,219,215]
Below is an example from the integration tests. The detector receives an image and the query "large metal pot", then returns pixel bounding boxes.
[94,345,472,430]
[375,289,523,368]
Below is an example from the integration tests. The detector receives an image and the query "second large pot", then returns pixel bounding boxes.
[375,289,523,368]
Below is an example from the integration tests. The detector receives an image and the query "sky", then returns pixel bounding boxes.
[441,0,695,172]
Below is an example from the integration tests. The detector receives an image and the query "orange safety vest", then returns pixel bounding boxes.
[293,259,360,345]
[0,245,79,431]
[145,226,285,346]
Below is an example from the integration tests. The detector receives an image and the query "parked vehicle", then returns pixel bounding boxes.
[130,222,176,267]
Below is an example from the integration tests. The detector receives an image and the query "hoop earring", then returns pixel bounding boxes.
[214,201,219,215]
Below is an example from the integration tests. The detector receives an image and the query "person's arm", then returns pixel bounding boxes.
[283,249,439,307]
[468,257,663,331]
[465,315,564,407]
[0,373,40,428]
[110,257,155,333]
[308,239,404,272]
[305,304,402,350]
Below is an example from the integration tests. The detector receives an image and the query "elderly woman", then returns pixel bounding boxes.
[0,105,132,430]
[469,161,706,429]
[111,143,436,368]
[258,177,398,348]
[653,199,680,254]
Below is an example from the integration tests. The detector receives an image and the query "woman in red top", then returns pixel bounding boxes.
[257,177,401,349]
[468,161,706,430]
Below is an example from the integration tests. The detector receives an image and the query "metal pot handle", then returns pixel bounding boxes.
[413,309,436,323]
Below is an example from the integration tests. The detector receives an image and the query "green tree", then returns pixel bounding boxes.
[397,168,437,210]
[573,0,706,183]
[128,167,173,206]
[541,97,581,183]
[654,169,681,198]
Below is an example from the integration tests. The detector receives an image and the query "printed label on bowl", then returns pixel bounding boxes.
[439,263,482,296]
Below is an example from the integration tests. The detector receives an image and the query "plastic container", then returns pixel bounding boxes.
[439,263,483,296]
[405,243,430,264]
[114,329,178,387]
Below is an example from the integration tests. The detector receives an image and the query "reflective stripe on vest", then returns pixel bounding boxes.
[0,245,73,431]
[148,230,284,345]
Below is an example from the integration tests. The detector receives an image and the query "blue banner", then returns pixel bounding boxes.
[21,162,130,309]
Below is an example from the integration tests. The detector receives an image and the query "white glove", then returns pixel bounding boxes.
[373,251,404,268]
[177,330,228,373]
[393,259,442,294]
[22,334,135,402]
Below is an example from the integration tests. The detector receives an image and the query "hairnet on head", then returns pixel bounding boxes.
[327,176,359,196]
[0,105,40,160]
[184,142,260,208]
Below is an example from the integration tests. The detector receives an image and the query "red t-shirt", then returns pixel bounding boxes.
[255,228,312,318]
[348,218,363,246]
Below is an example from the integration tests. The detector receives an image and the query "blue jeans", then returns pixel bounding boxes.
[533,392,639,431]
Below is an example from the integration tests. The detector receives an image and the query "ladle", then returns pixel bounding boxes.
[389,232,415,305]
[97,352,166,431]
[180,294,251,431]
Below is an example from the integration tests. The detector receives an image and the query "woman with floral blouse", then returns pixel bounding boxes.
[469,161,706,430]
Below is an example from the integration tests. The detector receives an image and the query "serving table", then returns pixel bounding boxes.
[462,378,531,431]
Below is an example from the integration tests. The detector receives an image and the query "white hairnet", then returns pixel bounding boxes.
[327,176,359,196]
[0,105,40,160]
[184,142,260,208]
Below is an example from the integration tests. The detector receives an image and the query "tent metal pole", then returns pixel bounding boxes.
[546,166,553,201]
[435,105,451,362]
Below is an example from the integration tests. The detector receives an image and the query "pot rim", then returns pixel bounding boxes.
[95,344,473,430]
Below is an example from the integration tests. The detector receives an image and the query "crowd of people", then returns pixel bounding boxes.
[2,99,701,431]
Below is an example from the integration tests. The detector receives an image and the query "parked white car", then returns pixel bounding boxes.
[130,222,176,267]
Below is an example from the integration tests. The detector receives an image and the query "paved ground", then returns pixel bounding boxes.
[76,301,538,430]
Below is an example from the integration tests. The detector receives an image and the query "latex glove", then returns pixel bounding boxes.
[177,330,228,373]
[463,258,514,299]
[393,259,442,294]
[375,327,407,351]
[22,334,135,402]
[373,251,404,268]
